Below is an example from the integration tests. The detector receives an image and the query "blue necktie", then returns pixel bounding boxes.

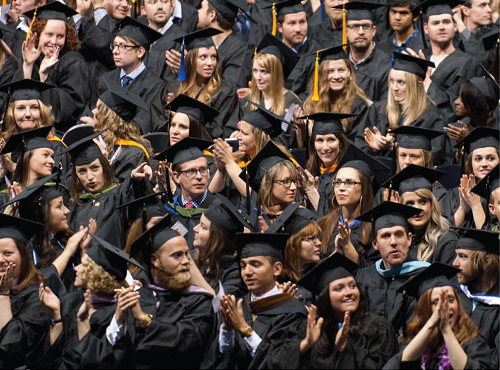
[122,76,133,87]
[237,13,250,42]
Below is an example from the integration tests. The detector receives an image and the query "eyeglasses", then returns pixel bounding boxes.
[333,179,361,188]
[273,179,297,188]
[303,236,321,243]
[179,166,210,179]
[346,23,373,31]
[110,42,139,52]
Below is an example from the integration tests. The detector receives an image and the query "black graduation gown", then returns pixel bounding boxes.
[352,48,391,103]
[111,142,150,184]
[130,285,215,369]
[354,99,446,165]
[218,31,253,89]
[355,261,426,334]
[408,229,459,265]
[97,68,169,134]
[174,2,199,33]
[382,335,491,369]
[457,282,500,370]
[145,24,184,82]
[441,187,489,228]
[0,285,51,369]
[376,33,426,58]
[303,313,399,369]
[308,19,343,50]
[315,170,335,219]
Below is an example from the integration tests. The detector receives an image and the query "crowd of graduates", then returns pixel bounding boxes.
[0,0,498,367]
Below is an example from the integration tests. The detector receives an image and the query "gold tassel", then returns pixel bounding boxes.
[342,4,347,50]
[312,51,320,101]
[26,7,37,40]
[272,3,277,36]
[254,47,257,56]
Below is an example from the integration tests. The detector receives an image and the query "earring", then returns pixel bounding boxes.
[359,195,363,208]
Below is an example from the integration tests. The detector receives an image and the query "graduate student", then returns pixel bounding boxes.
[471,164,499,230]
[452,228,500,369]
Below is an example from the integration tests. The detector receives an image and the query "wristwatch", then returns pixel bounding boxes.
[139,313,153,328]
[242,325,253,338]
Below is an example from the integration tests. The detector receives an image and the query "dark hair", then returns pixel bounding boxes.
[314,279,369,355]
[307,132,348,174]
[11,239,45,294]
[70,155,117,204]
[206,2,235,30]
[387,0,419,16]
[460,81,494,119]
[197,223,234,282]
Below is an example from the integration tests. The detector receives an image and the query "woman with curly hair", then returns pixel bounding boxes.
[384,264,490,369]
[18,2,91,133]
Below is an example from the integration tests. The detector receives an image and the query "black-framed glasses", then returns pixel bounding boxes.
[179,166,210,179]
[273,179,297,188]
[346,23,373,31]
[333,179,361,188]
[110,42,139,52]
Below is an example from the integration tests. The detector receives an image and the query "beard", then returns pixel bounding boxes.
[154,265,192,291]
[457,268,482,286]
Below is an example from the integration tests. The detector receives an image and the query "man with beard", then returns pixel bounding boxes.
[112,215,215,368]
[453,228,500,369]
[355,202,430,335]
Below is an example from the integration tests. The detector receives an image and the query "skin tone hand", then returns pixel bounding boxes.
[77,289,92,340]
[166,93,175,105]
[291,106,311,149]
[39,283,63,345]
[300,304,324,355]
[0,263,15,294]
[237,87,251,100]
[39,45,60,82]
[165,49,184,75]
[114,285,141,326]
[5,8,18,24]
[220,295,248,334]
[22,33,41,78]
[79,115,97,127]
[277,281,302,299]
[444,121,469,142]
[364,127,394,151]
[335,223,359,263]
[258,216,269,233]
[382,188,400,203]
[452,6,467,32]
[335,311,350,350]
[212,138,234,167]
[131,162,153,182]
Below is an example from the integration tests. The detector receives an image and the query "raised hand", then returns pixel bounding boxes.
[444,122,469,142]
[335,311,350,350]
[0,262,15,294]
[212,138,234,166]
[300,304,324,354]
[277,281,302,299]
[39,283,61,314]
[77,289,92,322]
[364,126,392,151]
[22,32,41,67]
[40,45,60,82]
[131,162,153,182]
[114,285,141,325]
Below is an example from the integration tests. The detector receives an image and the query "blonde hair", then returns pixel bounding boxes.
[386,71,430,129]
[178,47,222,104]
[233,125,289,164]
[257,160,298,215]
[81,255,126,295]
[1,100,55,141]
[304,59,367,133]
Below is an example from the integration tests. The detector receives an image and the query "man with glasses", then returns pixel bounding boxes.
[96,16,169,133]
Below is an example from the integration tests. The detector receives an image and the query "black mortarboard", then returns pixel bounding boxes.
[234,232,289,262]
[392,52,435,81]
[0,214,44,244]
[357,201,422,231]
[87,233,145,282]
[117,193,167,224]
[472,164,499,200]
[156,136,212,168]
[256,33,300,79]
[454,127,499,154]
[62,124,105,147]
[333,1,384,21]
[314,44,349,63]
[381,165,446,195]
[455,228,500,255]
[166,94,220,126]
[397,263,460,298]
[482,29,499,51]
[143,133,169,156]
[63,130,106,166]
[469,64,500,111]
[418,0,464,17]
[204,194,256,235]
[297,252,359,295]
[0,79,54,102]
[173,28,222,50]
[238,140,292,192]
[264,0,305,16]
[337,145,391,193]
[0,125,53,163]
[241,100,290,138]
[24,1,77,21]
[266,202,317,235]
[116,16,162,49]
[391,126,444,152]
[207,0,248,21]
[99,80,149,122]
[299,113,356,136]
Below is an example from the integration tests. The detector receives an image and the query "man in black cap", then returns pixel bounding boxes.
[215,232,308,369]
[355,201,430,334]
[96,16,168,134]
[452,228,500,369]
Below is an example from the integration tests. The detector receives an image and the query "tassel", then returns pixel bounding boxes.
[419,9,427,50]
[1,87,10,131]
[460,145,465,174]
[254,47,257,56]
[55,159,62,190]
[320,0,325,20]
[26,7,37,40]
[312,51,320,101]
[177,36,186,81]
[245,168,250,213]
[342,4,347,50]
[391,54,395,68]
[271,3,277,36]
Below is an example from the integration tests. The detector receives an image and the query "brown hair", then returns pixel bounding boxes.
[11,239,45,294]
[197,222,234,282]
[465,148,500,179]
[166,111,207,141]
[1,100,55,142]
[206,2,235,29]
[467,250,500,286]
[307,132,348,174]
[257,160,298,215]
[116,35,147,61]
[32,19,80,52]
[396,146,433,172]
[124,217,148,276]
[81,256,126,295]
[281,221,322,282]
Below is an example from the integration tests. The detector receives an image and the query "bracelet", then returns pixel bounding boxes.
[139,313,153,328]
[51,318,63,326]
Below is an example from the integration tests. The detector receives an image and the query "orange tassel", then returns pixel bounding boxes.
[272,3,277,36]
[312,52,320,101]
[342,4,347,50]
[26,7,37,40]
[254,47,257,56]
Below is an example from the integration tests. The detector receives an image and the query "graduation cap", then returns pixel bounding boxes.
[99,79,149,122]
[24,1,77,21]
[333,1,385,21]
[62,124,105,147]
[156,136,212,169]
[482,29,499,52]
[238,140,292,192]
[396,263,460,298]
[116,16,162,49]
[471,164,499,200]
[266,202,317,235]
[455,228,500,255]
[0,125,53,163]
[337,144,391,193]
[234,232,289,262]
[357,201,422,232]
[0,214,45,244]
[204,194,257,235]
[454,127,499,154]
[256,33,300,79]
[207,0,248,22]
[143,132,169,156]
[63,130,106,166]
[263,0,305,35]
[390,126,444,152]
[0,79,54,103]
[87,233,145,282]
[392,52,435,81]
[297,252,359,296]
[240,99,290,138]
[417,0,464,17]
[381,165,446,196]
[298,113,356,136]
[166,94,220,126]
[468,64,500,111]
[117,192,167,231]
